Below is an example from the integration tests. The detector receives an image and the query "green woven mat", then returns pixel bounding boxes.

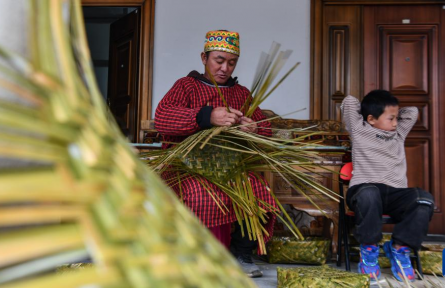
[267,236,330,264]
[277,265,370,288]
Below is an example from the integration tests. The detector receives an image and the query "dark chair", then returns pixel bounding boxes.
[336,162,423,278]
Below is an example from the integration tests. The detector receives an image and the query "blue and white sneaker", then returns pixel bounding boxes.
[383,240,415,282]
[358,244,381,281]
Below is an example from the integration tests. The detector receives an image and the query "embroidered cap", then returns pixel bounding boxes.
[204,30,240,56]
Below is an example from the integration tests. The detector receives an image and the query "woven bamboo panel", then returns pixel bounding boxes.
[277,266,370,288]
[267,236,330,264]
[180,139,243,182]
[418,251,442,275]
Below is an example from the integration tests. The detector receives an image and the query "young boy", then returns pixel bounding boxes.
[341,90,435,282]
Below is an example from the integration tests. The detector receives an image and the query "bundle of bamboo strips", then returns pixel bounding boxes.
[0,0,254,287]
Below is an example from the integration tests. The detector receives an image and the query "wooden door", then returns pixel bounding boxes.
[107,9,140,142]
[364,5,444,234]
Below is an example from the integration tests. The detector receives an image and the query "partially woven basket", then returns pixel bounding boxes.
[180,138,244,182]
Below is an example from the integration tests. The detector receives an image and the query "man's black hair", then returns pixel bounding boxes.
[360,89,399,121]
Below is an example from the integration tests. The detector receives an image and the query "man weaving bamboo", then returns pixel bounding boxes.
[155,30,277,278]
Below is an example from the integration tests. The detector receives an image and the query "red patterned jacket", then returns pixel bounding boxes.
[155,71,277,238]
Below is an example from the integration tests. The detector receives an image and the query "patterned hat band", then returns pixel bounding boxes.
[204,30,240,56]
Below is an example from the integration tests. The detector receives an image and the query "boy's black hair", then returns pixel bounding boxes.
[360,89,399,121]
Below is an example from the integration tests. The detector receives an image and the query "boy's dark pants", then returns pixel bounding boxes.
[346,183,434,250]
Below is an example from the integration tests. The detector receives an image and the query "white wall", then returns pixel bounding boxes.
[0,0,28,57]
[152,0,311,119]
[0,0,29,104]
[0,0,312,119]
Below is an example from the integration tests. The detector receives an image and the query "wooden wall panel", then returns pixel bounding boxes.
[389,36,427,92]
[405,139,430,191]
[380,26,433,94]
[329,26,349,121]
[373,5,441,24]
[329,27,348,97]
[322,5,361,120]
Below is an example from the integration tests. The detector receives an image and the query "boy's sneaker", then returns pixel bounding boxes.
[358,244,381,281]
[383,240,415,282]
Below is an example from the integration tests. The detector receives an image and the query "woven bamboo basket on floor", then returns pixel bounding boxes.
[277,266,370,288]
[418,244,444,275]
[266,235,330,265]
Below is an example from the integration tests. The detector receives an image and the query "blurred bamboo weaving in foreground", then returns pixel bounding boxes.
[0,0,255,287]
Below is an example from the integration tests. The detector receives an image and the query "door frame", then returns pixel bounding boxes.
[82,0,155,142]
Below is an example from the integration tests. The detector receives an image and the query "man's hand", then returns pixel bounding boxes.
[210,107,243,127]
[239,116,258,133]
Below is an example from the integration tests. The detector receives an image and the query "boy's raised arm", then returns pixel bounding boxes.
[397,106,418,140]
[340,95,363,133]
